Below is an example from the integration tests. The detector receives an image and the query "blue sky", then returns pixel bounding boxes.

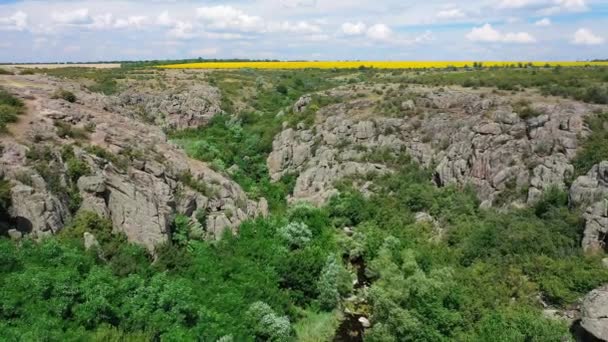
[0,0,606,62]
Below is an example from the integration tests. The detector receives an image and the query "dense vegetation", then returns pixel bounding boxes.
[1,66,608,341]
[2,158,606,340]
[170,69,348,211]
[573,111,608,175]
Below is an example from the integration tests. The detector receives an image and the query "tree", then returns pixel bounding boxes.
[278,222,312,250]
[247,302,292,341]
[317,255,352,310]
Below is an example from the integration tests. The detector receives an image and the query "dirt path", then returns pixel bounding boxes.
[0,76,50,144]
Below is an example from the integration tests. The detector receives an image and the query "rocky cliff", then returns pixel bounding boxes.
[268,86,598,207]
[0,74,266,251]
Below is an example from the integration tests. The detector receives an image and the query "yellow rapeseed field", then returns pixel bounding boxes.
[160,61,608,70]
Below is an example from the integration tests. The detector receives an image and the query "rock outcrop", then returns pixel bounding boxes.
[268,87,595,206]
[0,74,266,251]
[581,285,608,340]
[111,81,222,130]
[570,162,608,252]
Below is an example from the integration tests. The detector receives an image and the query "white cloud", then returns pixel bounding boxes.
[503,32,536,43]
[114,16,147,29]
[51,9,91,25]
[555,0,587,11]
[436,8,465,19]
[90,13,114,29]
[498,0,541,9]
[268,21,321,34]
[196,5,264,32]
[534,18,551,26]
[157,11,173,27]
[466,24,536,43]
[280,0,317,8]
[572,28,604,45]
[498,0,587,12]
[191,47,219,56]
[0,11,28,31]
[168,21,195,39]
[341,22,366,35]
[366,23,392,41]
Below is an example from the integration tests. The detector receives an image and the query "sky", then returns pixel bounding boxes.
[0,0,606,62]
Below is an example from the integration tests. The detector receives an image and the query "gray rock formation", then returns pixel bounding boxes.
[581,285,608,340]
[0,74,266,251]
[112,83,222,130]
[293,95,312,113]
[570,162,608,252]
[8,184,70,237]
[84,232,100,250]
[268,87,594,206]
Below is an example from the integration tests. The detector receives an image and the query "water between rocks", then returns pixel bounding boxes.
[333,256,371,342]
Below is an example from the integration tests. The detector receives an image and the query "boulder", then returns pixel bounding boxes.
[77,175,106,194]
[581,200,608,253]
[84,232,100,250]
[581,285,608,340]
[293,95,312,113]
[7,229,22,240]
[570,162,608,207]
[9,184,69,236]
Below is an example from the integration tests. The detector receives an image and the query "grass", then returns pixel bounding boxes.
[0,87,24,132]
[402,66,608,104]
[294,309,342,342]
[160,61,608,70]
[573,112,608,175]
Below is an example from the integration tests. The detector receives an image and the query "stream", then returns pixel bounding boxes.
[333,255,371,342]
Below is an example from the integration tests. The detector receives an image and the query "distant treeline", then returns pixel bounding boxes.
[0,58,281,67]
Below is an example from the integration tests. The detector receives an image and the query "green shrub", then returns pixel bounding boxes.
[247,301,292,341]
[0,177,11,219]
[0,88,23,131]
[278,222,312,250]
[317,255,352,310]
[573,112,608,175]
[66,157,91,182]
[54,121,89,139]
[0,68,13,75]
[51,89,77,103]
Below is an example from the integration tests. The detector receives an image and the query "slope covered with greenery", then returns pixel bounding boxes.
[1,158,606,341]
[1,66,607,341]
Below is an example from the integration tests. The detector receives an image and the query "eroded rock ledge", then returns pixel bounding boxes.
[268,87,596,207]
[0,74,265,251]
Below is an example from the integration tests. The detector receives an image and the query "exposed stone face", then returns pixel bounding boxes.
[581,285,608,341]
[268,87,594,206]
[293,95,312,113]
[84,232,100,250]
[570,162,608,207]
[112,83,223,130]
[8,184,70,236]
[0,73,266,251]
[581,200,608,253]
[570,162,608,252]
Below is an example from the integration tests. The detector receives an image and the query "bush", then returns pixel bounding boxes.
[247,302,292,341]
[317,255,352,310]
[573,112,608,175]
[278,222,312,249]
[0,88,23,131]
[275,84,288,95]
[54,121,88,139]
[51,89,77,103]
[0,177,11,219]
[66,158,91,182]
